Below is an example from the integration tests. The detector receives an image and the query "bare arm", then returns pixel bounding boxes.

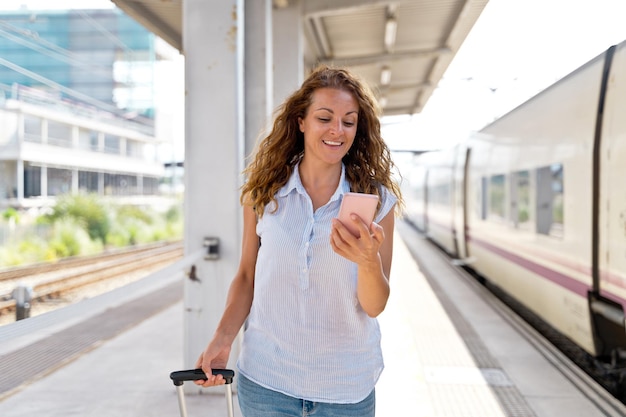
[194,205,258,386]
[330,206,395,317]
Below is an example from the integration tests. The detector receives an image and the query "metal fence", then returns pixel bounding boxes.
[0,223,51,247]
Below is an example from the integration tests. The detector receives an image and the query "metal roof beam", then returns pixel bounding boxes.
[111,0,181,51]
[381,81,432,93]
[303,0,416,16]
[305,15,333,58]
[317,46,450,66]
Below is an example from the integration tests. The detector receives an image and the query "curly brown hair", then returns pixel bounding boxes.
[241,65,403,217]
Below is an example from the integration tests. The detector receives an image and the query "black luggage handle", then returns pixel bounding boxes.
[170,368,235,385]
[170,368,236,417]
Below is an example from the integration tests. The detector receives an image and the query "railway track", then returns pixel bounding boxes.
[0,241,183,321]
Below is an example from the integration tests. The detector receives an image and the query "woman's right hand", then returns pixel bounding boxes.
[193,337,232,387]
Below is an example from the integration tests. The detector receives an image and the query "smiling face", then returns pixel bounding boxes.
[298,87,359,166]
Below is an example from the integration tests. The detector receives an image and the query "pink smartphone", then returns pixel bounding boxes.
[338,192,379,237]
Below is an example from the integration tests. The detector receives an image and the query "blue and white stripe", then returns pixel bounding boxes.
[237,163,397,404]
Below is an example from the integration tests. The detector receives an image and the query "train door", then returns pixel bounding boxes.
[424,148,457,256]
[592,42,626,358]
[598,42,626,304]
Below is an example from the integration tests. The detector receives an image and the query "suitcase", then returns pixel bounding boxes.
[170,368,236,417]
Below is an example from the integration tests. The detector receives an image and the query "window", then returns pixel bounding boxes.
[78,128,99,151]
[536,164,563,237]
[104,173,138,195]
[47,167,72,196]
[79,171,99,192]
[143,177,159,195]
[104,134,120,154]
[23,115,42,143]
[511,170,531,229]
[47,120,72,147]
[489,174,506,220]
[24,164,41,197]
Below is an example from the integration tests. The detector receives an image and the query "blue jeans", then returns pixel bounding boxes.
[237,373,376,417]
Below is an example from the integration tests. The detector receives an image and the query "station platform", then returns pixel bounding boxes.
[1,219,625,416]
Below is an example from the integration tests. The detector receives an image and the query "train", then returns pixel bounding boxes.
[400,38,626,377]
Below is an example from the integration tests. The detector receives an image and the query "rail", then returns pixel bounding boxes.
[0,241,186,319]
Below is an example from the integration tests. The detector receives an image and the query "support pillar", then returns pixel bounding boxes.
[182,0,245,389]
[273,0,304,106]
[244,0,273,156]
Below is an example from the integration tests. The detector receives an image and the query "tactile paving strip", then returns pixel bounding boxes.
[0,280,182,398]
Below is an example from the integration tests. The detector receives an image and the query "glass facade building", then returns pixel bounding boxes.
[0,9,168,209]
[0,8,156,119]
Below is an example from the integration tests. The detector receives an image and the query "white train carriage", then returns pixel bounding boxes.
[403,39,626,361]
[401,144,469,259]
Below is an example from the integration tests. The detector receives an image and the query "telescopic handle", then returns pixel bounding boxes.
[170,368,235,385]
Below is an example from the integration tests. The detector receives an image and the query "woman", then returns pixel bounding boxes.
[195,65,403,416]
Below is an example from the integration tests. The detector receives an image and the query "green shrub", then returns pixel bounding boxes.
[0,197,183,268]
[0,237,48,266]
[44,194,111,244]
[48,219,103,259]
[2,207,20,223]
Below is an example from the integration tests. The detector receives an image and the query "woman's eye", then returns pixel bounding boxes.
[318,117,330,123]
[343,121,355,127]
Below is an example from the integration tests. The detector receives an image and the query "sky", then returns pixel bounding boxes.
[3,0,626,153]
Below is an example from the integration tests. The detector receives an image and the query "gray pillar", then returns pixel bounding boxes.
[72,168,79,194]
[98,171,104,195]
[16,159,24,202]
[41,165,47,198]
[273,0,304,106]
[182,0,245,386]
[245,0,273,157]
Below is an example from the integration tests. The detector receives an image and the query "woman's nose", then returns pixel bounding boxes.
[330,120,343,134]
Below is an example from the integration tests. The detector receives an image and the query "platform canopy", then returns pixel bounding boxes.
[110,0,488,116]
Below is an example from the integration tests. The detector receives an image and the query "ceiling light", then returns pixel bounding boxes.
[380,66,391,86]
[384,18,397,50]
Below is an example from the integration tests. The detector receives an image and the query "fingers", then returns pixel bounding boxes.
[369,221,384,241]
[333,215,367,239]
[191,368,227,387]
[199,372,226,387]
[193,353,227,387]
[332,215,382,244]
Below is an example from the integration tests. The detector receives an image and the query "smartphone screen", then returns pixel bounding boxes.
[338,192,379,237]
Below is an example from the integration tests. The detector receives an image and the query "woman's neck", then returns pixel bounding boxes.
[298,160,342,210]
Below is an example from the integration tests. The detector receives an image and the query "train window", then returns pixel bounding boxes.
[536,164,564,237]
[489,174,506,220]
[511,171,531,229]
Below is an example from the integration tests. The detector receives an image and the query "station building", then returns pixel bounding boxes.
[0,86,163,209]
[0,8,179,209]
